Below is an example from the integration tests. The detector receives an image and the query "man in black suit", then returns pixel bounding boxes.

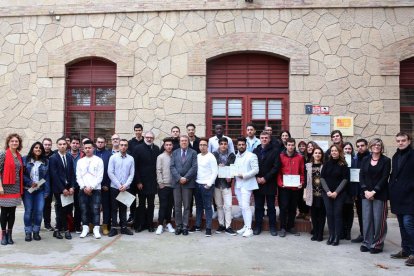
[132,131,160,232]
[170,135,197,235]
[49,137,75,240]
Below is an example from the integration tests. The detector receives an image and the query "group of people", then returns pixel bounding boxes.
[0,123,413,267]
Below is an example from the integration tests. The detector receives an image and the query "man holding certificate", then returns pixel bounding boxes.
[277,138,305,238]
[107,139,135,237]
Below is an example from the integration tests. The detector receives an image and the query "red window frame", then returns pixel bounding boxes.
[400,57,414,138]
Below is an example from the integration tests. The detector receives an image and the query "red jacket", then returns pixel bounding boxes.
[277,151,305,190]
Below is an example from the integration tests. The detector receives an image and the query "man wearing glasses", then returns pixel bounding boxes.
[111,134,121,154]
[131,131,160,232]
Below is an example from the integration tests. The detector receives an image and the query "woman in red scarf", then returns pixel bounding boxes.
[0,133,23,245]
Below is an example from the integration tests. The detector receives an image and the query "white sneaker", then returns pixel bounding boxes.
[166,223,175,233]
[237,225,247,235]
[93,226,101,239]
[156,225,163,235]
[80,225,89,238]
[242,228,253,238]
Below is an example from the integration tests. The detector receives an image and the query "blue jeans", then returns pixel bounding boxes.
[23,189,45,233]
[195,183,214,229]
[397,214,414,255]
[79,189,101,226]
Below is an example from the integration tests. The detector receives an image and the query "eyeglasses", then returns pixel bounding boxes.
[145,137,154,139]
[199,144,208,147]
[111,138,120,140]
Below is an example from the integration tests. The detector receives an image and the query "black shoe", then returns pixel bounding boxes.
[360,245,369,252]
[127,216,134,225]
[148,227,155,233]
[215,225,226,234]
[205,228,212,237]
[253,228,262,235]
[351,235,363,243]
[33,232,41,241]
[391,250,410,259]
[317,235,324,242]
[45,224,54,231]
[121,227,134,235]
[189,226,201,233]
[270,228,278,236]
[25,232,32,242]
[332,236,340,246]
[53,230,63,239]
[182,228,189,235]
[311,235,317,241]
[64,231,72,240]
[370,248,383,254]
[108,228,118,237]
[225,227,237,236]
[405,256,414,266]
[7,230,14,244]
[327,235,334,245]
[287,228,300,236]
[1,231,7,245]
[279,228,286,238]
[175,228,182,235]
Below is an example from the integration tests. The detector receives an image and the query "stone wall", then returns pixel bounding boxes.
[1,6,414,153]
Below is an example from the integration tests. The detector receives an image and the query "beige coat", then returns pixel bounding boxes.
[304,162,323,207]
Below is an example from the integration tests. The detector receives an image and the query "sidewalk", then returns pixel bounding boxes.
[0,206,412,276]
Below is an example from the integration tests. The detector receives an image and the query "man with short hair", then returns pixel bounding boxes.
[253,131,280,236]
[107,139,135,237]
[132,131,160,233]
[70,135,85,233]
[213,137,236,235]
[94,136,112,235]
[350,138,370,243]
[389,132,414,266]
[246,123,260,152]
[208,124,235,154]
[264,125,281,150]
[186,123,200,154]
[155,137,176,235]
[234,137,259,238]
[49,137,75,240]
[191,138,218,237]
[128,123,144,154]
[42,138,54,231]
[76,140,104,239]
[325,130,344,161]
[170,135,198,236]
[277,138,305,237]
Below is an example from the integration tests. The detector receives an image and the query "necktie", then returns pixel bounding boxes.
[63,155,67,168]
[181,150,186,163]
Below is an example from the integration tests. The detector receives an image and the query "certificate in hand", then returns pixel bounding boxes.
[116,191,136,207]
[350,169,360,182]
[28,178,46,193]
[218,166,231,178]
[60,194,74,207]
[283,175,301,187]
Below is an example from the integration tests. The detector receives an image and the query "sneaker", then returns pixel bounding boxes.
[242,228,253,238]
[215,225,226,234]
[205,228,212,237]
[391,250,410,259]
[287,228,300,236]
[279,228,286,238]
[166,223,175,233]
[405,255,414,266]
[237,225,247,235]
[93,226,101,239]
[189,226,201,233]
[351,234,363,243]
[120,227,134,235]
[80,225,89,238]
[225,227,237,236]
[156,225,163,235]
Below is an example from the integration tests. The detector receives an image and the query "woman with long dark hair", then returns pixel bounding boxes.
[0,133,24,245]
[321,144,350,246]
[22,142,50,241]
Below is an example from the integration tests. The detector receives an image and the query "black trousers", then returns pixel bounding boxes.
[355,196,363,236]
[254,193,276,230]
[72,187,81,229]
[0,206,16,230]
[158,187,174,225]
[43,194,53,226]
[136,193,155,229]
[311,198,326,239]
[110,188,127,228]
[323,192,346,237]
[297,188,310,214]
[54,193,72,231]
[342,202,354,237]
[278,188,299,230]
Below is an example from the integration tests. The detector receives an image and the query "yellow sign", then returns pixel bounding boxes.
[333,116,354,136]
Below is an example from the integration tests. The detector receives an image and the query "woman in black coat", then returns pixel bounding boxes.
[359,138,391,254]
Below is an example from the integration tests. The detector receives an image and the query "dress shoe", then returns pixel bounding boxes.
[311,235,317,241]
[270,228,278,236]
[33,232,41,241]
[121,227,134,235]
[351,234,363,243]
[7,229,14,244]
[405,255,414,266]
[360,245,369,252]
[108,228,118,237]
[175,228,182,235]
[390,250,410,259]
[287,228,300,236]
[253,228,261,235]
[53,230,63,239]
[45,224,54,231]
[182,228,189,235]
[64,231,72,240]
[279,228,286,238]
[326,235,334,245]
[148,227,155,233]
[25,232,32,242]
[370,248,383,254]
[332,236,340,246]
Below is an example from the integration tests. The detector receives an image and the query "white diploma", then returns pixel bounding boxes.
[28,178,46,193]
[350,169,360,182]
[60,194,74,207]
[230,164,239,177]
[218,166,231,178]
[345,154,352,167]
[116,191,136,207]
[283,175,301,187]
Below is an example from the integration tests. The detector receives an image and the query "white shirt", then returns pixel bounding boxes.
[76,155,104,190]
[196,152,218,187]
[208,135,235,154]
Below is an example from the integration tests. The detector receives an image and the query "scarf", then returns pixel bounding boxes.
[2,148,23,196]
